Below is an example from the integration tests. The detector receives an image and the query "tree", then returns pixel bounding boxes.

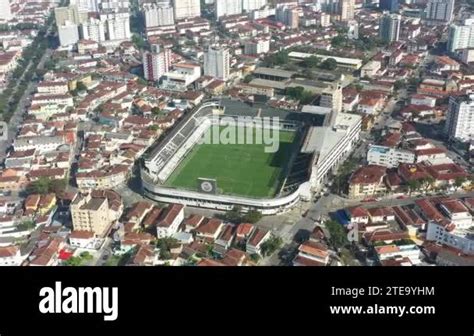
[333,158,357,194]
[302,55,321,68]
[76,82,88,92]
[148,124,159,131]
[17,220,35,231]
[137,77,148,85]
[325,220,348,249]
[79,251,93,261]
[243,210,262,224]
[157,237,179,260]
[28,177,52,194]
[421,176,435,192]
[407,179,421,195]
[331,35,347,48]
[320,58,338,71]
[260,234,283,257]
[151,107,161,115]
[64,256,83,266]
[286,86,315,104]
[264,50,289,66]
[243,74,254,83]
[224,206,243,223]
[27,177,66,195]
[394,80,405,91]
[454,176,466,189]
[131,34,149,50]
[249,253,260,263]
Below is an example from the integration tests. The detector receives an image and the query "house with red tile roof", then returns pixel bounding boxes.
[184,214,205,232]
[246,228,271,256]
[235,223,255,241]
[214,224,235,255]
[348,165,387,199]
[28,236,65,266]
[293,240,330,266]
[345,207,370,225]
[414,199,445,222]
[367,207,395,223]
[195,218,224,242]
[423,163,469,188]
[128,244,156,266]
[439,199,472,229]
[156,203,185,238]
[69,230,104,250]
[221,248,248,266]
[0,245,24,266]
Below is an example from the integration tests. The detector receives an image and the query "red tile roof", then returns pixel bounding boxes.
[350,165,386,185]
[440,199,469,214]
[158,203,184,228]
[70,230,95,239]
[415,199,445,222]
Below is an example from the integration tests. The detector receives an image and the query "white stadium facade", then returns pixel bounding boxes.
[140,99,361,215]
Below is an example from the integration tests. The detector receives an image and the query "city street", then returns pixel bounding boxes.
[0,47,54,162]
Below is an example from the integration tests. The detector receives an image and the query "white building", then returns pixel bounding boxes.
[367,145,415,168]
[379,12,401,43]
[375,242,422,265]
[246,228,271,256]
[250,6,275,20]
[439,199,473,229]
[242,0,267,12]
[204,45,230,80]
[275,6,299,29]
[445,93,474,143]
[156,204,184,238]
[216,0,243,18]
[305,112,362,189]
[411,94,437,107]
[244,37,270,55]
[361,60,381,78]
[100,10,131,41]
[69,230,104,250]
[70,0,99,12]
[460,48,474,64]
[0,0,12,21]
[143,2,175,28]
[54,5,87,26]
[58,21,80,47]
[143,45,172,81]
[447,17,474,53]
[339,0,355,21]
[161,63,201,90]
[425,0,454,23]
[173,0,201,19]
[81,18,106,43]
[426,221,474,255]
[13,136,64,154]
[0,246,24,266]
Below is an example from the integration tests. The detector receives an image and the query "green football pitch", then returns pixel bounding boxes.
[165,128,296,198]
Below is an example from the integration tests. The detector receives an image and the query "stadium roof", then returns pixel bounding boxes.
[253,67,295,79]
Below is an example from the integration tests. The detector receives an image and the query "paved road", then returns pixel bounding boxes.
[94,238,114,266]
[0,47,53,162]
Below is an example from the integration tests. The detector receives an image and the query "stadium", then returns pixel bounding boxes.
[139,99,327,215]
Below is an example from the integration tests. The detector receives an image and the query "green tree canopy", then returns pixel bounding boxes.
[302,55,321,68]
[242,210,262,224]
[320,58,338,71]
[325,220,348,249]
[260,234,283,257]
